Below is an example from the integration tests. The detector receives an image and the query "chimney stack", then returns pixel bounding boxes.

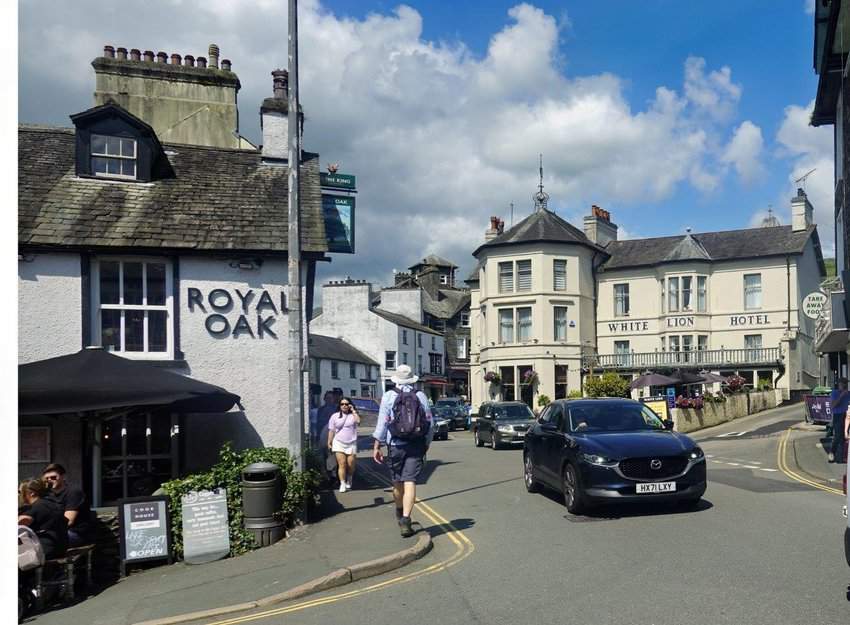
[272,69,288,99]
[583,204,618,246]
[791,188,815,232]
[208,44,220,69]
[485,216,504,241]
[261,68,300,161]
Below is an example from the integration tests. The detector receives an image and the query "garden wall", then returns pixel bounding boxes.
[672,390,781,434]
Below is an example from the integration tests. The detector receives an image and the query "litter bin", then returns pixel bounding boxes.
[242,462,286,547]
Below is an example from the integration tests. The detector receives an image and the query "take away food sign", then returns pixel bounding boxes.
[802,291,827,320]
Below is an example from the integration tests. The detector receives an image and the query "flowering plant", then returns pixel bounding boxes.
[484,371,501,384]
[675,395,704,409]
[725,375,747,393]
[522,369,538,385]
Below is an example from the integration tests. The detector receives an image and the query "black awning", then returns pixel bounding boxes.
[19,348,241,415]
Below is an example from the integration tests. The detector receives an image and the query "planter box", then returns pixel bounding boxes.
[672,390,778,434]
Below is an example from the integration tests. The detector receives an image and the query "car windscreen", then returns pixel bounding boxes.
[492,404,534,420]
[436,400,460,407]
[434,406,455,416]
[351,398,379,412]
[569,404,665,432]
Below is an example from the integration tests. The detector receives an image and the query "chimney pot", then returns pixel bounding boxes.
[143,50,154,62]
[116,47,128,60]
[103,45,115,58]
[130,48,141,61]
[208,43,220,68]
[156,51,167,63]
[184,55,195,67]
[196,56,207,68]
[272,68,288,99]
[221,59,232,71]
[171,53,181,65]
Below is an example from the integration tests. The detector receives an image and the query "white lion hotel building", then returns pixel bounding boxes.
[469,189,826,408]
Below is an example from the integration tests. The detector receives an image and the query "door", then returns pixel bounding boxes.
[539,403,566,486]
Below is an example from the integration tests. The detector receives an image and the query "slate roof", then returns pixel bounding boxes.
[464,261,483,285]
[602,225,823,271]
[473,209,607,257]
[410,254,457,269]
[18,125,328,254]
[309,333,379,365]
[372,309,442,335]
[422,288,470,320]
[663,233,711,262]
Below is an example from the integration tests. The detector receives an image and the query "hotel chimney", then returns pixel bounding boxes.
[583,205,618,246]
[791,188,814,232]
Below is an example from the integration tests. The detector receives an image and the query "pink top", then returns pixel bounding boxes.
[328,411,358,445]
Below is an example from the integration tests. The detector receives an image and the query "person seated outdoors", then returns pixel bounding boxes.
[18,479,68,560]
[41,464,95,547]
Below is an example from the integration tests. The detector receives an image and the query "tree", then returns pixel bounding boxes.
[584,372,630,398]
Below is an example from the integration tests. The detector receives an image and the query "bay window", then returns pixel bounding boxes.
[499,309,514,343]
[498,262,514,293]
[668,277,680,312]
[516,260,532,292]
[681,277,693,310]
[696,276,707,312]
[554,306,568,341]
[517,307,533,342]
[553,259,567,291]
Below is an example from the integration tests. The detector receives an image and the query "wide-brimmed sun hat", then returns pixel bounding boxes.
[390,364,419,386]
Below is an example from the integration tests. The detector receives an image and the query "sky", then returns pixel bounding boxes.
[17,0,836,292]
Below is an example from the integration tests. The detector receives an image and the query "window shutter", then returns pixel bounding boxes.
[553,260,567,290]
[498,262,513,292]
[517,260,532,291]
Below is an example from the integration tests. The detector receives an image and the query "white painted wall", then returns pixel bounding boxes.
[18,253,83,363]
[261,110,289,160]
[378,288,422,323]
[311,357,378,399]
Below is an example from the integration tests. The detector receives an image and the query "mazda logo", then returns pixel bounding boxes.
[650,459,662,470]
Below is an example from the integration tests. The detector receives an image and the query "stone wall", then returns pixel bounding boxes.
[672,390,781,433]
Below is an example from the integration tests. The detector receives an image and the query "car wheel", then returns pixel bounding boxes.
[474,429,483,447]
[524,454,539,493]
[562,464,586,515]
[491,433,499,450]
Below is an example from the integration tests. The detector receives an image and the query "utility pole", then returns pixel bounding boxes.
[287,0,305,469]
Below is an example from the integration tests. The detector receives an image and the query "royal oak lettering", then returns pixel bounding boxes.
[188,287,287,339]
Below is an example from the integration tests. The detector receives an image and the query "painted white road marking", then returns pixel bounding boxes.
[716,431,749,438]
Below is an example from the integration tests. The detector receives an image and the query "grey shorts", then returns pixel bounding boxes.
[387,441,426,483]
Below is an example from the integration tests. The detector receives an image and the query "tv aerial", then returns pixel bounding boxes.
[794,168,816,191]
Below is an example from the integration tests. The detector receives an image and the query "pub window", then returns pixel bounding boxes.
[91,134,137,179]
[744,334,763,350]
[553,259,567,291]
[615,340,630,366]
[517,307,533,342]
[554,365,568,399]
[516,260,532,292]
[698,335,708,351]
[614,284,630,317]
[402,329,408,345]
[350,362,357,378]
[518,364,534,408]
[430,353,442,375]
[696,276,707,312]
[500,366,516,401]
[669,336,680,352]
[682,335,693,362]
[667,277,680,312]
[554,306,568,341]
[499,309,514,343]
[331,361,339,379]
[681,277,693,310]
[93,259,172,357]
[385,351,396,369]
[498,262,514,293]
[744,274,762,310]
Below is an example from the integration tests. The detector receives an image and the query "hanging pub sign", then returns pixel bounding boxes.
[118,495,172,577]
[801,291,827,320]
[320,172,356,190]
[181,489,230,565]
[322,195,355,253]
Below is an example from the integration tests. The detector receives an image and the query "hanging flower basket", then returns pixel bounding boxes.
[484,371,501,385]
[522,370,538,385]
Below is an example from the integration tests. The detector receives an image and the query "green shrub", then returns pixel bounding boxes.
[537,394,551,407]
[567,389,583,399]
[161,442,320,559]
[584,372,631,398]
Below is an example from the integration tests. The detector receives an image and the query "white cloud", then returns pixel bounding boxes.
[721,120,765,183]
[19,1,762,283]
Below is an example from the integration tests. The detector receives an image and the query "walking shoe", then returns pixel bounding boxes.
[345,479,352,490]
[828,452,835,463]
[339,482,347,493]
[399,516,414,538]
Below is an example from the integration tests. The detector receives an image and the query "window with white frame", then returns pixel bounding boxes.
[681,276,693,310]
[669,336,680,352]
[460,310,470,327]
[498,262,514,293]
[697,335,708,351]
[94,259,171,356]
[498,309,514,343]
[91,134,137,179]
[614,283,630,317]
[553,259,567,291]
[554,306,568,341]
[696,276,707,312]
[385,351,396,369]
[744,334,763,350]
[516,260,532,292]
[517,307,533,341]
[744,274,762,310]
[456,337,468,359]
[439,274,449,285]
[667,277,680,312]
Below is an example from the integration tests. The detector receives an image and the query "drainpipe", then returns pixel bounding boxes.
[785,255,791,332]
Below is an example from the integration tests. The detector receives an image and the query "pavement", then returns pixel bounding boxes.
[786,420,847,490]
[27,452,431,625]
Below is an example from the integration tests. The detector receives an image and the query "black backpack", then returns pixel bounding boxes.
[389,389,429,440]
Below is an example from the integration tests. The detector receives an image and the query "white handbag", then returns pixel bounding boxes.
[18,525,45,571]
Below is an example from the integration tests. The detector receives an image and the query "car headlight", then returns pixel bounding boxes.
[689,447,705,461]
[579,452,618,467]
[497,425,514,433]
[436,419,449,427]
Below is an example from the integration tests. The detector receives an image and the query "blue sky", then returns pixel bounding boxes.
[18,1,834,286]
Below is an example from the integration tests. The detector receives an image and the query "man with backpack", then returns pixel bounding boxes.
[829,377,850,463]
[372,365,433,537]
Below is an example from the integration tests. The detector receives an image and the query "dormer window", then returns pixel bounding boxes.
[92,134,137,179]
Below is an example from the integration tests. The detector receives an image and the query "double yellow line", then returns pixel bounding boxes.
[199,465,474,625]
[777,428,844,496]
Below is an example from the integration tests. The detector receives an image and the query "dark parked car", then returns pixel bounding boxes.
[523,398,706,514]
[474,401,535,449]
[434,397,468,430]
[432,412,451,441]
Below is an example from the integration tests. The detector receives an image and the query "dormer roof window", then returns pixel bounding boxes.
[70,102,173,183]
[92,134,137,179]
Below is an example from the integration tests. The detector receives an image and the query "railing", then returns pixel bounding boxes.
[584,347,782,370]
[815,279,847,350]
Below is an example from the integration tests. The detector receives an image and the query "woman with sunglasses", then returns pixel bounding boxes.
[327,397,360,492]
